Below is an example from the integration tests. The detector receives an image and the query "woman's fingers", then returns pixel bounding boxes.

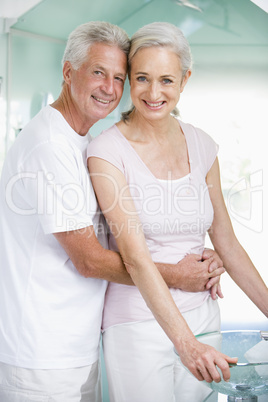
[208,282,224,300]
[179,340,238,384]
[216,283,224,298]
[198,353,238,383]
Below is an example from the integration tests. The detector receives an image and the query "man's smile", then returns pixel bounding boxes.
[92,95,113,104]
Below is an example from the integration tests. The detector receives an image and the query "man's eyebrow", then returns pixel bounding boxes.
[116,72,127,79]
[93,65,126,78]
[92,64,104,71]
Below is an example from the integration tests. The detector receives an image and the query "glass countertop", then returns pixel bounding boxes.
[177,330,268,398]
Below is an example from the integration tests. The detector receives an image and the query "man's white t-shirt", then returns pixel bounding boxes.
[0,105,108,369]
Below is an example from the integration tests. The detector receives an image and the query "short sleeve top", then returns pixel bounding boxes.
[87,119,219,329]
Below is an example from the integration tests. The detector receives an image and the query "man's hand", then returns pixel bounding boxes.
[170,252,225,293]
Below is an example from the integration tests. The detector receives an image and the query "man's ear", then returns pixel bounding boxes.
[62,61,72,85]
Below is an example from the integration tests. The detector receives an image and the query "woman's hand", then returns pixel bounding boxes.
[176,336,238,383]
[209,282,224,300]
[202,248,224,300]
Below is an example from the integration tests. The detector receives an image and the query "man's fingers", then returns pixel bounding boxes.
[184,253,203,262]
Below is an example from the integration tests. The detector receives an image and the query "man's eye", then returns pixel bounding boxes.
[137,76,146,82]
[94,71,102,75]
[115,76,124,83]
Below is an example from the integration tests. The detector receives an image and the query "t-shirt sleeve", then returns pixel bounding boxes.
[195,126,219,174]
[87,128,125,174]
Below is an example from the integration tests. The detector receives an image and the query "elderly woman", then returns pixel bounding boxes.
[87,22,268,402]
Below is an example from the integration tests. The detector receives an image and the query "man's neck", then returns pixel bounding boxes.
[51,86,93,136]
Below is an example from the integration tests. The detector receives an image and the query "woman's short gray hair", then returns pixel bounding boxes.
[122,22,192,121]
[129,22,192,77]
[62,21,130,70]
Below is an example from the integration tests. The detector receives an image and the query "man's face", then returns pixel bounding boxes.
[64,43,127,128]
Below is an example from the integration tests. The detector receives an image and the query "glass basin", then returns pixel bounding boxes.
[176,330,268,398]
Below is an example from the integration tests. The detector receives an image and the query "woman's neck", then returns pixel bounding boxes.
[120,110,179,144]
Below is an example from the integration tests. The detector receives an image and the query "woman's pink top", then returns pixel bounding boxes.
[87,120,219,331]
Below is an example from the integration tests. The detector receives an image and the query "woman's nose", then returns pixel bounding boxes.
[148,81,160,99]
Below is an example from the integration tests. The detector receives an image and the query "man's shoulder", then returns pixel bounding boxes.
[5,107,78,173]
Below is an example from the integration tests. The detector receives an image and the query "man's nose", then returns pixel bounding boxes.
[101,77,114,94]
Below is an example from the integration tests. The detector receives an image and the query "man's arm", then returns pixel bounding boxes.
[54,226,132,284]
[54,226,224,291]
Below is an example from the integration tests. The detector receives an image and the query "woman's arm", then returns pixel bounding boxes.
[207,158,268,317]
[88,156,237,382]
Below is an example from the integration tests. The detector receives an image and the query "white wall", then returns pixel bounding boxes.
[180,59,268,330]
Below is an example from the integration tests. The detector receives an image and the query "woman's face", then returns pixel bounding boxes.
[129,46,190,122]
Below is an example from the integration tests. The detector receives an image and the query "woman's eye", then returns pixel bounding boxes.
[163,78,172,84]
[137,76,146,82]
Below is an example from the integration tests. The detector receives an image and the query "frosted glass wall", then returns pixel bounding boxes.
[2,31,65,157]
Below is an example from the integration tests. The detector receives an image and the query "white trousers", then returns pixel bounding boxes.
[103,297,221,402]
[0,359,101,402]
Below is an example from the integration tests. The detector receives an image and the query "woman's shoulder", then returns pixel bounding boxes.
[178,119,219,173]
[89,124,120,147]
[87,124,127,173]
[88,124,126,155]
[179,119,216,147]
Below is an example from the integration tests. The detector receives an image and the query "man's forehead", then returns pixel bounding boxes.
[88,42,126,58]
[87,44,127,73]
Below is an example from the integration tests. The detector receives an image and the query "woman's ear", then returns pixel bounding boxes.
[180,69,192,93]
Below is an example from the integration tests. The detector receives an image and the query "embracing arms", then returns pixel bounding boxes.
[54,220,224,295]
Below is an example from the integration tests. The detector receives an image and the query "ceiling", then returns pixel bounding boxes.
[0,0,42,19]
[1,0,267,48]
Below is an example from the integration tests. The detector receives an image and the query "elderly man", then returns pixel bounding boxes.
[0,21,224,402]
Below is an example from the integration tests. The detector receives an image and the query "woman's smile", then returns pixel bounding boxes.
[143,100,166,109]
[129,46,190,121]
